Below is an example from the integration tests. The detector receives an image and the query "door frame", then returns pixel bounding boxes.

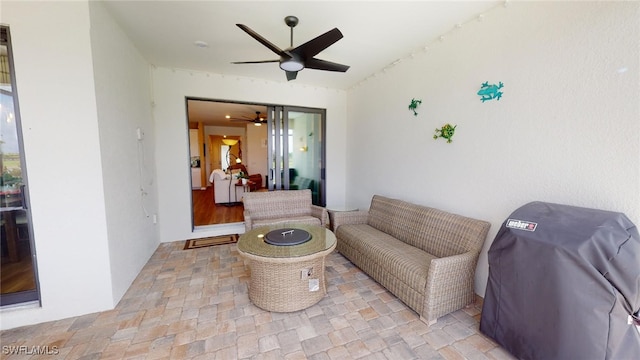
[186,98,327,229]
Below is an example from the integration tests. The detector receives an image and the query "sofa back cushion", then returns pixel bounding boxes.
[210,169,228,182]
[367,195,490,258]
[243,189,313,220]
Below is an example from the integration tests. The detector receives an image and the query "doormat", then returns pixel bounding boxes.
[183,234,238,250]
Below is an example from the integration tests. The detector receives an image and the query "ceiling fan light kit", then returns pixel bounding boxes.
[233,15,349,81]
[280,58,304,72]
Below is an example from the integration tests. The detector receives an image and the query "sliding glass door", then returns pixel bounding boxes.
[267,106,325,206]
[1,26,40,306]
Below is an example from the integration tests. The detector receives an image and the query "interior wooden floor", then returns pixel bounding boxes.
[192,186,245,226]
[1,236,36,295]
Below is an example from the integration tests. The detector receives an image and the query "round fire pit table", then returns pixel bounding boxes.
[237,224,336,312]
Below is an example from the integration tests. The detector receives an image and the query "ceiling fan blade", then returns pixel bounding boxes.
[236,24,291,58]
[291,28,343,59]
[231,60,279,64]
[304,58,350,72]
[286,71,298,81]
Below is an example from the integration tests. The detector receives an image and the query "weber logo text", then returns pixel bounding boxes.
[506,219,537,231]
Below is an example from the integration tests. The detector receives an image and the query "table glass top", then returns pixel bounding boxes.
[238,224,336,258]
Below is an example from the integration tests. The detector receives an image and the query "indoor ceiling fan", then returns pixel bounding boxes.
[232,15,350,81]
[230,111,267,126]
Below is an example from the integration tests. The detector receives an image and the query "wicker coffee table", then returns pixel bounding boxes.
[237,224,336,312]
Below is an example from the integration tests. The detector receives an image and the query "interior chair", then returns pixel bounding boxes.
[228,163,262,191]
[242,189,328,231]
[286,168,298,188]
[290,176,313,191]
[268,168,298,189]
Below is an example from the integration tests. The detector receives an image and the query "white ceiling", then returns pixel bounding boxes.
[102,0,502,126]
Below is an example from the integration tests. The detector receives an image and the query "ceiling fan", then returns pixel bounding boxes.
[230,111,267,126]
[232,15,349,81]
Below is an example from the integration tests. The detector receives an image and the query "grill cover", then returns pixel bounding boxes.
[480,201,640,360]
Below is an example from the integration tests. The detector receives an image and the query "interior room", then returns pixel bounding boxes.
[1,1,638,358]
[187,100,269,226]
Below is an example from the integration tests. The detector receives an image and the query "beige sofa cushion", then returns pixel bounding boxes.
[367,195,486,258]
[336,223,437,314]
[243,190,312,220]
[252,216,321,229]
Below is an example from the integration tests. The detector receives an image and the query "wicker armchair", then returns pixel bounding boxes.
[242,189,328,232]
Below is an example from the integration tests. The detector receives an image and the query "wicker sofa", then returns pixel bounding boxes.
[332,195,490,325]
[243,189,328,231]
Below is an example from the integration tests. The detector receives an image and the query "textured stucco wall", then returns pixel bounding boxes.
[347,1,639,296]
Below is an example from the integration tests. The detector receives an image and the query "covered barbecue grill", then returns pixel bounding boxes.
[480,201,640,359]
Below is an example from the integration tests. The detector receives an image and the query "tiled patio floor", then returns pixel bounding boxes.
[1,241,515,359]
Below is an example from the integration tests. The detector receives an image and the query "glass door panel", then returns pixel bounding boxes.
[267,106,325,206]
[286,110,323,205]
[1,26,39,306]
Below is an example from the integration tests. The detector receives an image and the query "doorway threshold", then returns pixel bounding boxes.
[192,222,245,238]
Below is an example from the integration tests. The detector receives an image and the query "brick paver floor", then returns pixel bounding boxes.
[1,241,516,359]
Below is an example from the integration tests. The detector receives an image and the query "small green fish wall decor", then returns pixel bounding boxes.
[434,124,457,143]
[408,98,422,116]
[477,81,504,102]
